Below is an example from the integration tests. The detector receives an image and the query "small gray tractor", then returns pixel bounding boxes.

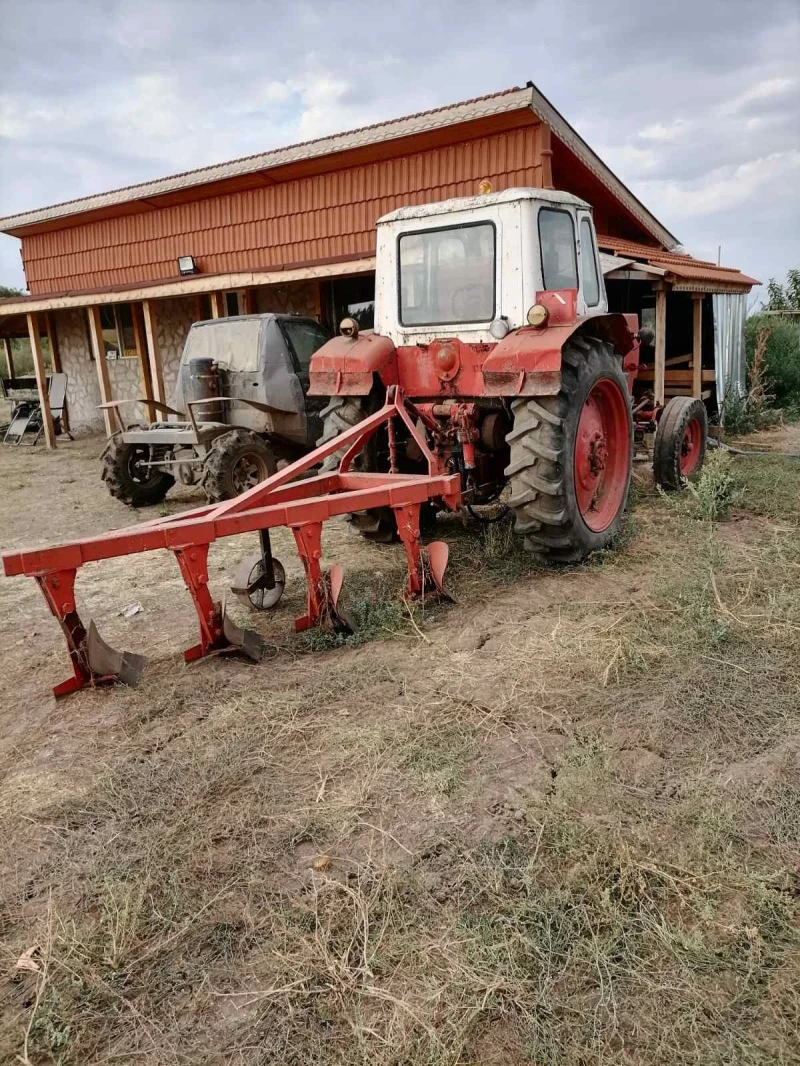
[102,313,331,506]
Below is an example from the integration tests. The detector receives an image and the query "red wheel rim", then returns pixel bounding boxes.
[679,417,703,477]
[574,378,631,533]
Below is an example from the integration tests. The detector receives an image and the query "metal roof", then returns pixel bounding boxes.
[598,235,759,292]
[0,84,679,249]
[377,186,591,223]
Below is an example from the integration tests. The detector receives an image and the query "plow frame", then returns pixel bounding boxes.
[3,388,461,697]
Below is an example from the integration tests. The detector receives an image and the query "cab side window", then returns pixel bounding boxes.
[280,319,331,371]
[539,209,578,292]
[580,218,601,306]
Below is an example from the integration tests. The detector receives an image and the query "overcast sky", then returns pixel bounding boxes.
[0,0,797,301]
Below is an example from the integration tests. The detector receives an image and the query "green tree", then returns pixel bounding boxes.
[765,268,800,311]
[0,285,26,298]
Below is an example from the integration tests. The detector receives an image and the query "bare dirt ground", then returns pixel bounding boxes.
[0,431,799,1065]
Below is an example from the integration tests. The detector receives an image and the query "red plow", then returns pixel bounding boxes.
[2,388,460,697]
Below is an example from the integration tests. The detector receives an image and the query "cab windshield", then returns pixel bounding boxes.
[181,319,263,372]
[398,222,495,326]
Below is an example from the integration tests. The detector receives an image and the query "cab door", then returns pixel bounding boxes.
[576,212,607,317]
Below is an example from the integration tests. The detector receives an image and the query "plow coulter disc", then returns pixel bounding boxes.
[231,553,286,611]
[86,621,147,688]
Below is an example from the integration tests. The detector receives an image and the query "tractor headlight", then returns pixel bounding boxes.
[489,317,509,340]
[527,303,549,328]
[339,317,359,339]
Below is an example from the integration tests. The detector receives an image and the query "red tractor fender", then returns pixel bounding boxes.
[309,332,398,396]
[484,302,640,396]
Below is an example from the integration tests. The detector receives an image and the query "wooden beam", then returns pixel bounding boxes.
[210,291,225,319]
[637,369,716,384]
[141,300,166,406]
[87,306,114,436]
[2,337,14,379]
[692,294,703,399]
[44,312,62,373]
[654,287,667,406]
[133,302,155,422]
[537,123,554,190]
[27,312,56,449]
[237,288,252,315]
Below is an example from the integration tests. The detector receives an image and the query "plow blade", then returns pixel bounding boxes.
[85,621,146,689]
[424,541,453,601]
[220,597,267,663]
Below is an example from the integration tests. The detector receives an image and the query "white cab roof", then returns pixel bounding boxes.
[377,186,592,225]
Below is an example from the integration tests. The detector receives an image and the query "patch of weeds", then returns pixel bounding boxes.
[735,455,800,524]
[296,594,409,651]
[685,450,743,520]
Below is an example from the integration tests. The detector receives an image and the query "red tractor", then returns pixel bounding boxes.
[310,186,707,559]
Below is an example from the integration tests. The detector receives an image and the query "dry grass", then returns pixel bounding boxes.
[1,441,799,1064]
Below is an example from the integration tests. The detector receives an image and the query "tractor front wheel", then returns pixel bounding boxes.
[202,429,276,503]
[653,396,707,490]
[507,335,633,562]
[102,434,175,507]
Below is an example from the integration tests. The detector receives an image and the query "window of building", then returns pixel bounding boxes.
[225,292,240,317]
[399,222,495,326]
[538,209,578,292]
[580,218,601,306]
[100,303,137,359]
[280,318,332,371]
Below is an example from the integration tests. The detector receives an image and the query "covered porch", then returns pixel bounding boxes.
[0,258,375,448]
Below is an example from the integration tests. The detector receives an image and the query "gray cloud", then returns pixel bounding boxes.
[0,0,797,300]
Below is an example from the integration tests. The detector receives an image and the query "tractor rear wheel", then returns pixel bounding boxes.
[507,335,633,563]
[653,396,707,490]
[202,429,276,503]
[102,434,175,507]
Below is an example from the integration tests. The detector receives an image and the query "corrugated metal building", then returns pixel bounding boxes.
[0,83,758,443]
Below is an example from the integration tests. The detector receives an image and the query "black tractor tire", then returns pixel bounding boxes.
[318,396,367,472]
[102,434,175,508]
[317,393,426,543]
[653,396,708,491]
[506,335,633,563]
[201,429,276,503]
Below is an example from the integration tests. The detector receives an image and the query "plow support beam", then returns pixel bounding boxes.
[36,568,145,697]
[292,523,351,634]
[174,544,264,663]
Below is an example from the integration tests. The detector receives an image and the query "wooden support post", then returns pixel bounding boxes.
[27,312,56,449]
[237,288,252,315]
[141,300,166,407]
[210,291,225,319]
[692,294,703,399]
[654,286,667,406]
[87,306,114,436]
[133,302,155,422]
[2,337,14,379]
[44,311,69,432]
[537,123,554,190]
[44,312,62,372]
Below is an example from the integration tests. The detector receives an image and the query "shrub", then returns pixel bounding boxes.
[745,313,800,405]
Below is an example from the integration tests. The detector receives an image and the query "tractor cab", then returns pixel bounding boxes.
[374,187,608,347]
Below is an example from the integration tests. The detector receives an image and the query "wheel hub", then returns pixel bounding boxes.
[574,379,631,533]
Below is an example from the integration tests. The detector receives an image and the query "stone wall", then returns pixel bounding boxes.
[157,296,196,402]
[53,308,103,434]
[51,285,321,433]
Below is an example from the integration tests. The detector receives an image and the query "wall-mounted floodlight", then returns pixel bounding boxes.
[178,255,198,276]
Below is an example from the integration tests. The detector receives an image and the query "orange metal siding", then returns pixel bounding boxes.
[22,125,548,295]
